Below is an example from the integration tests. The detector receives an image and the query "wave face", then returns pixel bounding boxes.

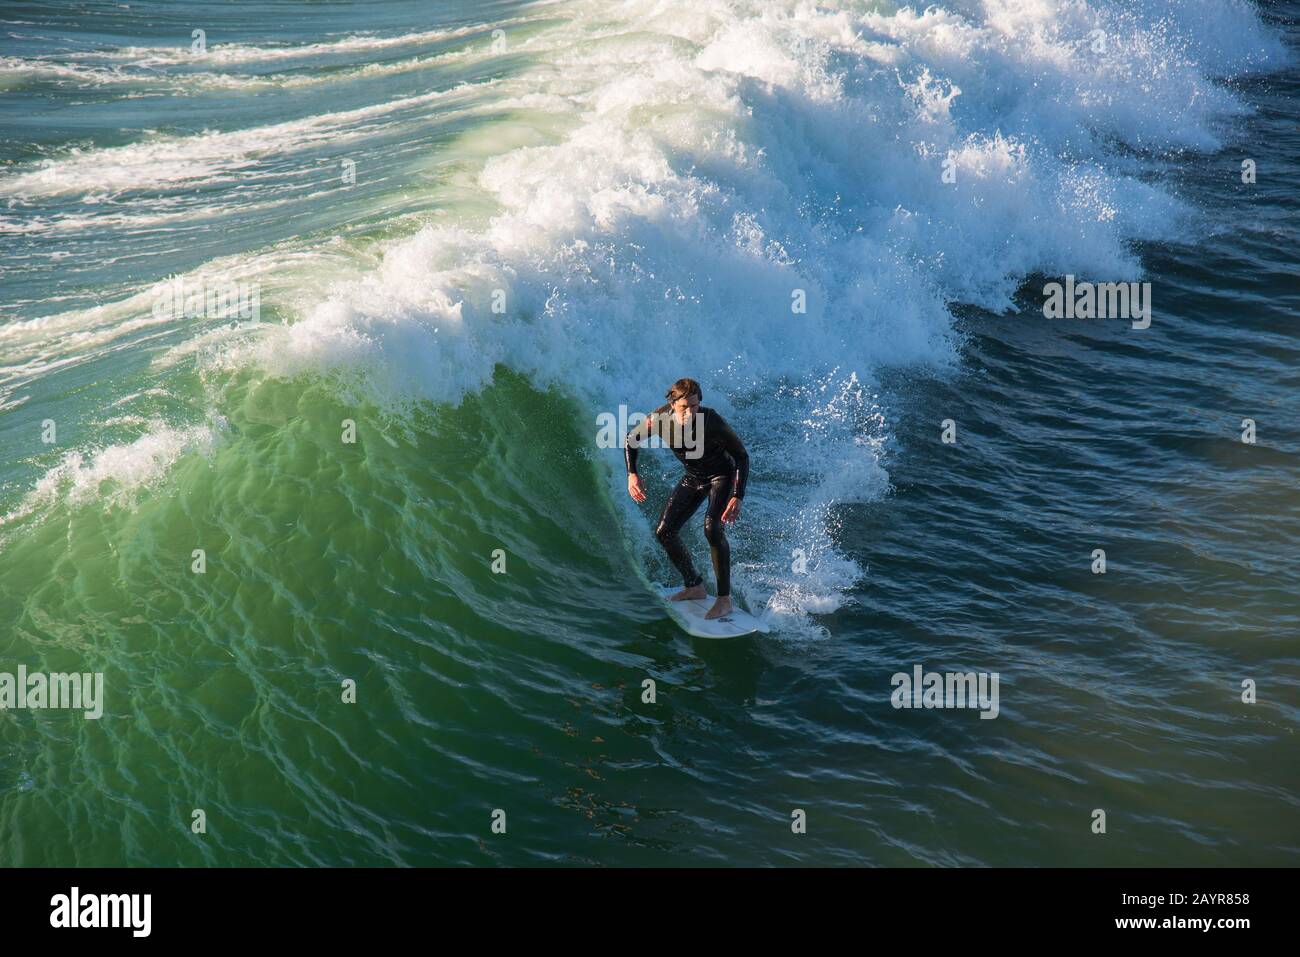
[0,1,1296,866]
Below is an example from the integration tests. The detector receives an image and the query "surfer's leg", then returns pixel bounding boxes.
[655,476,709,596]
[702,473,734,601]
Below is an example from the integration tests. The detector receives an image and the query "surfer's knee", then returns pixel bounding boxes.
[654,521,674,545]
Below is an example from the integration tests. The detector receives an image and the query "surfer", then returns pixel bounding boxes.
[625,378,749,620]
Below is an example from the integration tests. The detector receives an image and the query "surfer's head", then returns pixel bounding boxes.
[665,378,702,423]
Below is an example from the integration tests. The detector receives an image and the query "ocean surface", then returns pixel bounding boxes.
[1,0,1296,866]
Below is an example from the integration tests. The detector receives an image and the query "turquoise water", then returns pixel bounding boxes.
[1,0,1297,866]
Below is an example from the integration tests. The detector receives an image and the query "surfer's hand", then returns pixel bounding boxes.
[628,474,647,503]
[722,496,741,524]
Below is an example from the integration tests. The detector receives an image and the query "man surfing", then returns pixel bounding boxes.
[625,378,750,620]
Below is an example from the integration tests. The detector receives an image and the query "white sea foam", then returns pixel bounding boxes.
[0,36,500,95]
[0,421,220,531]
[84,22,509,67]
[0,56,133,87]
[0,83,488,200]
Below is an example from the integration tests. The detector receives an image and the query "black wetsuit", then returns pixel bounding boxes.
[625,406,749,597]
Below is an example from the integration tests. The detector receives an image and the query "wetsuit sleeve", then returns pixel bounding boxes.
[713,413,749,498]
[625,414,656,475]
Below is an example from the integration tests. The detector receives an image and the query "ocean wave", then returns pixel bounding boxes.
[243,0,1285,397]
[245,0,1280,625]
[76,22,517,68]
[0,421,221,533]
[0,82,489,201]
[8,0,1289,630]
[0,24,532,95]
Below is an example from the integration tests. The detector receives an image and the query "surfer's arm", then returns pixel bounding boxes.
[624,413,661,476]
[624,414,656,502]
[714,414,749,499]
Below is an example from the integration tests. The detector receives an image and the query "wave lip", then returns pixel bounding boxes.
[0,421,221,535]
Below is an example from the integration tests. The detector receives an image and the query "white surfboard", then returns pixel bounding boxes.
[657,585,769,639]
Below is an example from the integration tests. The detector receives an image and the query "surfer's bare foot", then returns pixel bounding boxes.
[670,585,707,601]
[704,596,732,619]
